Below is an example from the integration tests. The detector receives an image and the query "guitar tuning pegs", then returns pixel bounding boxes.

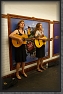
[55,36,59,39]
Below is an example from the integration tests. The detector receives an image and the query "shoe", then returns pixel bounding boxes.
[16,75,21,80]
[37,68,43,72]
[22,73,27,77]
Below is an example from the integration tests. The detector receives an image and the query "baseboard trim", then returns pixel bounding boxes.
[2,57,60,78]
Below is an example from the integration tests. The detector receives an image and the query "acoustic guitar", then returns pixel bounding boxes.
[12,34,34,47]
[12,34,59,48]
[35,36,59,48]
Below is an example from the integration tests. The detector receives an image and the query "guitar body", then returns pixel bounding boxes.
[35,36,47,48]
[12,34,28,47]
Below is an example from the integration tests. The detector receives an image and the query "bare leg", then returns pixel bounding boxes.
[22,62,27,77]
[37,58,43,72]
[40,58,46,70]
[16,63,21,79]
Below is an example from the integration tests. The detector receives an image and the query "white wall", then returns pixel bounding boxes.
[1,1,60,77]
[2,1,60,21]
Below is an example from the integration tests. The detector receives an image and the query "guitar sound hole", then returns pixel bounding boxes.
[38,40,40,45]
[23,38,25,41]
[17,41,19,44]
[39,42,40,45]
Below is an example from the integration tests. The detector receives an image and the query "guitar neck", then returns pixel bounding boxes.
[23,36,59,41]
[23,37,34,41]
[42,37,59,41]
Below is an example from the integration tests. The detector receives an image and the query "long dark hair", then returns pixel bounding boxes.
[16,20,25,29]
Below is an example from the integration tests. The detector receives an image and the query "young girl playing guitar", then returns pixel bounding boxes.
[35,23,46,72]
[9,20,27,79]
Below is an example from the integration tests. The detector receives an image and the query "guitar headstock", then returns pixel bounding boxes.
[55,36,59,39]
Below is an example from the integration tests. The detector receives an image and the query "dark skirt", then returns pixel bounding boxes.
[15,44,26,63]
[36,45,45,58]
